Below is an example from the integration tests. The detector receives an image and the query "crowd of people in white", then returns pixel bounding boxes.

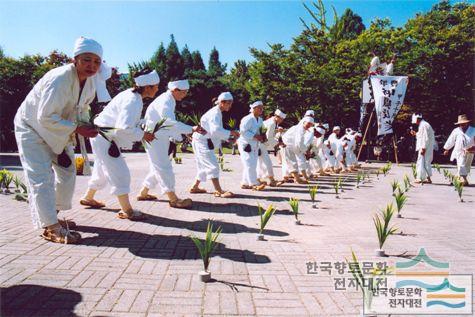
[13,37,475,244]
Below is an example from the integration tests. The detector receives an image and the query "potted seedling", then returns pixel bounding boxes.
[338,177,345,192]
[390,180,399,196]
[355,172,362,188]
[403,174,412,192]
[289,198,300,225]
[1,170,14,194]
[333,179,341,199]
[373,203,398,257]
[308,185,318,208]
[346,250,383,316]
[411,163,417,180]
[257,204,276,240]
[190,221,222,282]
[375,169,380,179]
[453,178,464,202]
[434,163,441,174]
[394,189,408,218]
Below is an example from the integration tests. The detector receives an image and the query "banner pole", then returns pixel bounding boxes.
[357,109,374,162]
[392,133,399,165]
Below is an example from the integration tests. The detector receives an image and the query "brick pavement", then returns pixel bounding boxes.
[0,153,474,316]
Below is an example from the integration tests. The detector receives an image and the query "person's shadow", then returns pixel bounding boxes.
[77,225,271,264]
[1,284,82,317]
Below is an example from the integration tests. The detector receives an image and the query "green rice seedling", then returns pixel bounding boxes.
[289,198,300,223]
[373,203,398,256]
[390,180,399,196]
[190,221,222,280]
[433,163,441,174]
[227,118,236,129]
[394,189,408,217]
[308,185,318,208]
[258,204,276,238]
[411,163,417,179]
[453,178,464,202]
[333,179,340,198]
[355,172,362,188]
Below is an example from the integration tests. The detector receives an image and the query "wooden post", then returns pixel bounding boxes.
[392,133,399,165]
[357,110,374,162]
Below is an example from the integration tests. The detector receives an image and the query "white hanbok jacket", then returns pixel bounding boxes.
[16,63,96,154]
[443,126,475,162]
[237,113,263,150]
[94,88,145,149]
[415,120,435,153]
[262,117,279,150]
[145,90,193,137]
[193,105,230,147]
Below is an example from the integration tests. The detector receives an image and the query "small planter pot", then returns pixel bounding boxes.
[375,249,386,257]
[294,219,301,225]
[397,213,402,218]
[257,234,265,241]
[198,270,211,283]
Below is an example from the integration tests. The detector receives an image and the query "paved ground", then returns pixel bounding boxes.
[0,153,474,316]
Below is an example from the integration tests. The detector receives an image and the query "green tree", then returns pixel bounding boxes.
[191,51,206,71]
[207,47,226,78]
[165,34,184,80]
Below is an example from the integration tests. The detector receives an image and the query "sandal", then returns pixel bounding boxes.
[41,227,81,244]
[214,191,234,198]
[189,187,207,194]
[136,194,158,201]
[169,198,192,209]
[241,184,252,189]
[58,219,77,230]
[117,210,147,221]
[80,198,106,208]
[252,184,266,191]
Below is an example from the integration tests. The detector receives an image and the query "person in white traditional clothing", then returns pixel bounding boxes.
[14,37,104,244]
[328,126,344,173]
[345,131,362,170]
[384,55,396,76]
[322,140,337,172]
[138,80,206,208]
[282,117,315,184]
[308,127,328,177]
[188,92,240,197]
[410,114,435,184]
[238,101,266,190]
[80,68,158,220]
[257,109,286,187]
[443,114,475,185]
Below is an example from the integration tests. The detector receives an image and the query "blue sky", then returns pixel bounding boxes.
[0,1,442,73]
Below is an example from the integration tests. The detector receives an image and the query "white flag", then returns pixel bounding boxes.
[370,76,409,136]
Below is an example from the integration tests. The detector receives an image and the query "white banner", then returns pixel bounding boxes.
[370,76,409,136]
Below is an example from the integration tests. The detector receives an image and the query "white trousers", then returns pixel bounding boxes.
[309,154,324,173]
[257,144,274,178]
[456,153,474,177]
[143,133,175,194]
[238,142,259,186]
[346,150,357,166]
[416,150,433,180]
[88,135,131,195]
[14,115,75,229]
[283,146,299,174]
[192,138,219,182]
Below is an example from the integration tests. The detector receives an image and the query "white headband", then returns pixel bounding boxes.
[274,109,286,119]
[411,113,422,124]
[333,126,341,131]
[302,116,314,124]
[216,92,233,103]
[323,123,329,130]
[305,110,315,117]
[73,36,103,58]
[168,80,189,91]
[250,101,263,109]
[356,132,363,137]
[134,70,160,87]
[315,127,325,135]
[94,62,112,103]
